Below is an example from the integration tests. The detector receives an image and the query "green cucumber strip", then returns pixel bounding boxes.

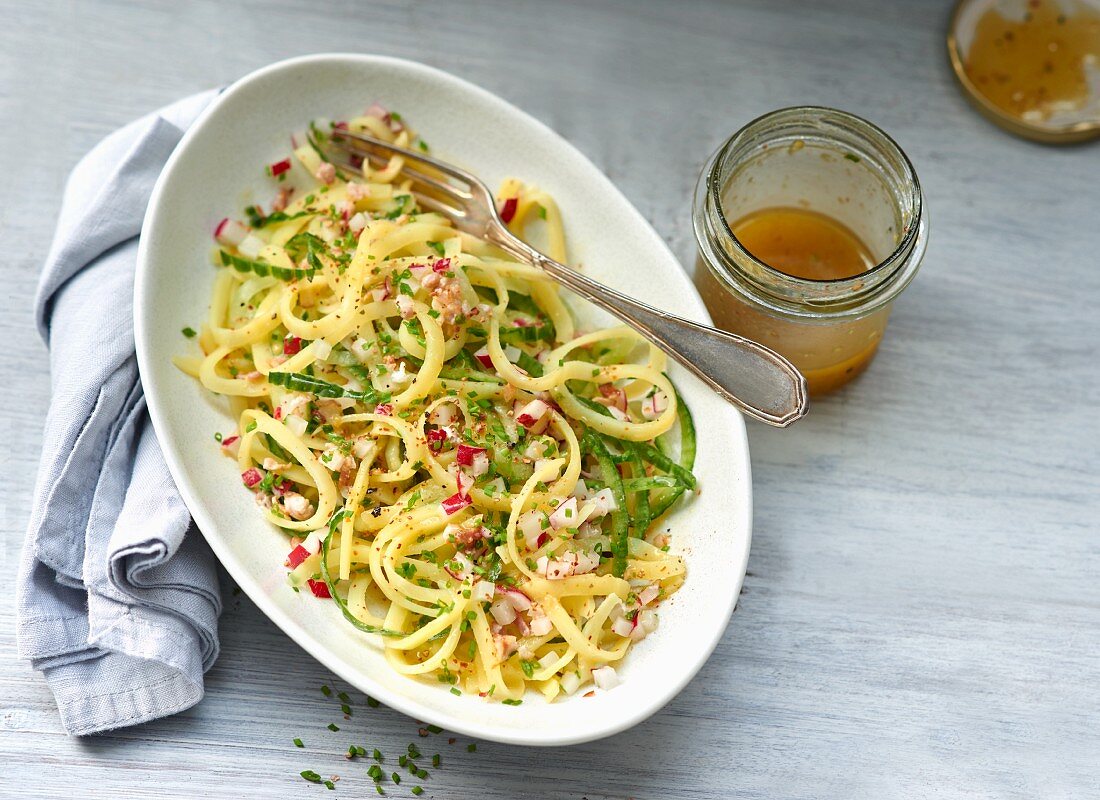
[319,529,405,638]
[582,431,629,578]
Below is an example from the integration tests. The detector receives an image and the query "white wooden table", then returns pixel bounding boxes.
[3,1,1097,797]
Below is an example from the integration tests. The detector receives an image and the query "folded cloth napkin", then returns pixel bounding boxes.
[18,90,223,736]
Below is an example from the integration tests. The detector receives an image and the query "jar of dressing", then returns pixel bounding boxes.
[693,107,928,395]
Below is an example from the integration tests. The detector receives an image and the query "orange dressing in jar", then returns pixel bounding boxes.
[963,0,1100,123]
[693,108,928,397]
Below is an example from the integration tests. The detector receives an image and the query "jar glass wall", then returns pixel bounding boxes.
[693,107,928,395]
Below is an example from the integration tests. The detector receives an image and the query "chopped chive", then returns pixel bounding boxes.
[374,748,384,762]
[376,786,385,796]
[341,703,352,715]
[449,687,461,696]
[467,743,477,752]
[337,691,351,703]
[321,685,332,696]
[181,326,197,338]
[213,432,222,442]
[407,744,421,759]
[367,695,380,708]
[399,755,408,767]
[328,723,340,732]
[844,153,861,162]
[392,772,402,784]
[537,204,547,220]
[416,769,428,779]
[301,770,322,783]
[368,764,383,781]
[324,780,336,790]
[502,698,523,706]
[426,724,443,734]
[432,754,440,768]
[412,787,424,796]
[293,738,304,748]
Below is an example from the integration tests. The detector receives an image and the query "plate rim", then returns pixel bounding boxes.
[134,52,752,746]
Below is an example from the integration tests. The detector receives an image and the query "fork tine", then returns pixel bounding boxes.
[325,151,471,222]
[334,144,472,204]
[330,129,490,201]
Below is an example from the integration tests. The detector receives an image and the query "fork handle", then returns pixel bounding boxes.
[488,231,808,427]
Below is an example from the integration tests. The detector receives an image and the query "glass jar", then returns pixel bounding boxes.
[693,107,928,395]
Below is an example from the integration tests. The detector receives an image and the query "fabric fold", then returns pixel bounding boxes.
[18,89,224,735]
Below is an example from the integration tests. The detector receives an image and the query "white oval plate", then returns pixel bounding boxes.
[135,54,751,746]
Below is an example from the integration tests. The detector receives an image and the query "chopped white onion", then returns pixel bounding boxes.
[284,414,307,437]
[518,510,547,550]
[638,584,660,606]
[549,497,578,530]
[560,671,582,695]
[312,339,332,359]
[471,580,495,603]
[348,212,369,233]
[612,617,635,638]
[529,611,553,637]
[500,587,532,612]
[572,478,590,501]
[538,650,558,670]
[592,665,620,690]
[590,487,618,516]
[489,598,517,625]
[238,233,265,259]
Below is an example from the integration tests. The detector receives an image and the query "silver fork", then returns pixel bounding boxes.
[327,130,808,427]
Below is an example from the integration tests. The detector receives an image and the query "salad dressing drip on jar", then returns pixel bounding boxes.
[693,107,928,395]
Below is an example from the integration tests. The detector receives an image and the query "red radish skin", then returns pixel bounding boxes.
[442,492,472,515]
[267,158,291,177]
[286,545,310,569]
[306,579,331,598]
[283,335,302,355]
[241,468,263,488]
[500,197,518,223]
[456,444,486,466]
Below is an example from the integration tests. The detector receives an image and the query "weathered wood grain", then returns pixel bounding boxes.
[2,0,1097,797]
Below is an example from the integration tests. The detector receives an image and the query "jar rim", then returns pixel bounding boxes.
[699,106,924,319]
[707,106,923,290]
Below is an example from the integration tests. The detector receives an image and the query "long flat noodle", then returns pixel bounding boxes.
[178,111,700,703]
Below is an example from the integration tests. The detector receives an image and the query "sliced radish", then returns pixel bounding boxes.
[641,390,669,420]
[549,497,578,530]
[214,218,249,247]
[473,346,493,369]
[286,544,310,569]
[283,335,302,355]
[456,444,486,466]
[515,399,550,429]
[432,257,451,273]
[518,510,548,550]
[238,233,264,259]
[638,584,660,606]
[499,197,518,223]
[306,578,331,598]
[241,468,264,488]
[441,492,471,515]
[267,158,292,178]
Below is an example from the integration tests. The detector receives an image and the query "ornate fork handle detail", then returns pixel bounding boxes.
[487,230,808,427]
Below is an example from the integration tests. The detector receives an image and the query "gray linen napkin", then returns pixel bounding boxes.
[18,90,223,735]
